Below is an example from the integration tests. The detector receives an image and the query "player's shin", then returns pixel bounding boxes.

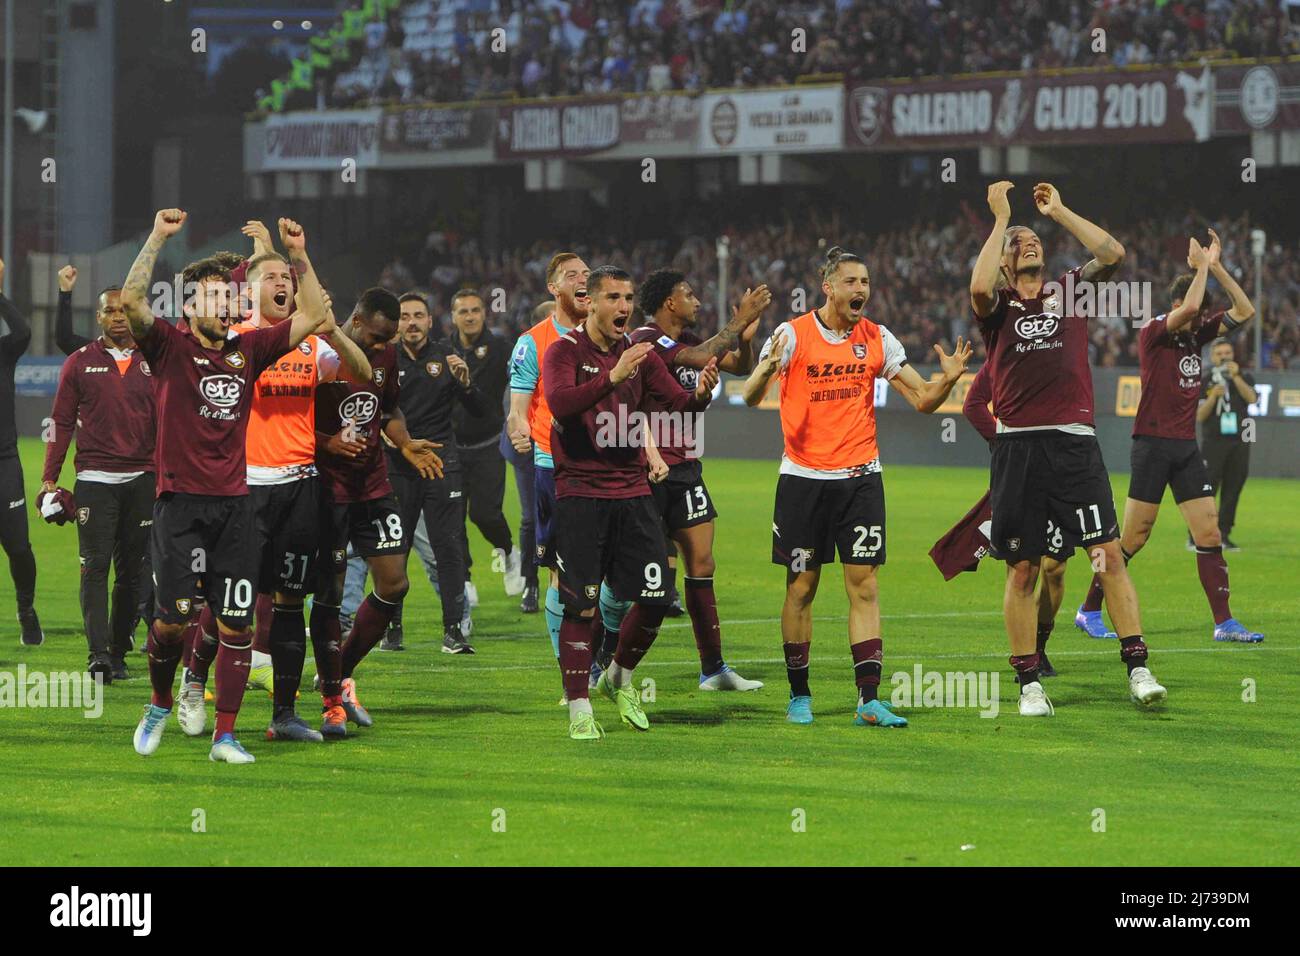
[146,622,185,709]
[544,585,563,658]
[1194,546,1232,624]
[212,627,253,741]
[189,605,220,684]
[850,638,882,704]
[610,603,668,687]
[559,611,595,706]
[340,592,399,678]
[269,602,307,713]
[684,576,723,675]
[309,601,344,699]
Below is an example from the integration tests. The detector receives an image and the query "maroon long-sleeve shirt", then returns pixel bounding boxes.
[543,325,710,499]
[962,364,997,443]
[43,338,156,483]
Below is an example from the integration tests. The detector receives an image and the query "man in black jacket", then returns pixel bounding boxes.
[1198,338,1257,550]
[0,257,43,645]
[387,292,483,653]
[448,289,524,602]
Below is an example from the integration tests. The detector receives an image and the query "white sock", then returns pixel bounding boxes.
[568,697,593,720]
[608,661,633,689]
[250,650,272,669]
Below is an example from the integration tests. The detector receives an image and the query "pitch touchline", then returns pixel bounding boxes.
[417,644,1296,675]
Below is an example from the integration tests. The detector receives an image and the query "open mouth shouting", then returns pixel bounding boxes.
[849,294,867,313]
[612,313,629,332]
[273,289,290,309]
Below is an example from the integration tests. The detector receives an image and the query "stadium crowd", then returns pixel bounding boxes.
[379,209,1300,370]
[313,0,1300,109]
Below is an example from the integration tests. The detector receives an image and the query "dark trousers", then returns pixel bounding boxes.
[500,430,538,588]
[457,439,512,577]
[75,475,155,664]
[1203,440,1250,536]
[0,454,37,614]
[391,469,466,629]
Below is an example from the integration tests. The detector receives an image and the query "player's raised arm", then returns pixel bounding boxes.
[887,337,973,414]
[543,336,631,418]
[241,220,276,259]
[971,181,1013,318]
[1207,228,1256,329]
[674,285,772,372]
[121,208,186,340]
[55,266,91,356]
[1165,239,1211,334]
[278,218,329,346]
[1033,183,1125,282]
[317,289,371,383]
[742,326,789,406]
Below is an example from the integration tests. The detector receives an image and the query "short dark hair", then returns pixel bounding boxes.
[181,257,232,291]
[398,291,430,312]
[95,286,123,313]
[356,287,401,325]
[586,266,632,299]
[1211,337,1234,352]
[450,288,483,310]
[246,252,290,279]
[211,250,246,271]
[1167,273,1215,312]
[821,245,865,282]
[637,269,686,317]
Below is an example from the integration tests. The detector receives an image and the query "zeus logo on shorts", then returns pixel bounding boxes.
[339,392,379,425]
[1178,355,1201,377]
[1014,315,1059,340]
[199,374,243,409]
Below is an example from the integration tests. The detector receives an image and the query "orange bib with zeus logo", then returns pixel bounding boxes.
[779,311,885,470]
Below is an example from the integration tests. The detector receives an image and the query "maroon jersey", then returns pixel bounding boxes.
[137,317,294,496]
[974,266,1095,429]
[316,345,399,503]
[43,339,156,483]
[1133,311,1224,440]
[543,324,710,499]
[628,321,705,466]
[962,364,996,442]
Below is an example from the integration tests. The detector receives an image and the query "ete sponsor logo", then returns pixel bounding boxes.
[49,886,151,936]
[199,374,244,408]
[1179,355,1201,377]
[1014,314,1059,340]
[339,392,379,425]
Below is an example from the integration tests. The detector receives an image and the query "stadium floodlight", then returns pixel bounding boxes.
[1251,228,1265,370]
[716,236,730,331]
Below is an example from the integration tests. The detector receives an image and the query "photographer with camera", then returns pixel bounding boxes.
[1197,339,1257,550]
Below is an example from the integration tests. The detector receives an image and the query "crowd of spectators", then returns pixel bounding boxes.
[379,208,1300,370]
[306,0,1300,110]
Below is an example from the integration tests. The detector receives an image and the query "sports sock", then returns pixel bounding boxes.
[340,593,399,679]
[783,641,811,698]
[252,593,273,655]
[309,602,344,698]
[269,603,306,713]
[567,696,593,720]
[613,602,667,673]
[1010,652,1041,688]
[1035,624,1053,652]
[684,576,724,675]
[1119,635,1148,674]
[180,618,200,670]
[212,629,252,740]
[1194,546,1232,624]
[544,586,563,658]
[1080,574,1105,613]
[146,622,184,709]
[189,605,219,684]
[557,611,594,701]
[851,638,882,704]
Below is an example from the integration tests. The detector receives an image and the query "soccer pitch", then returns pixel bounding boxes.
[2,438,1296,866]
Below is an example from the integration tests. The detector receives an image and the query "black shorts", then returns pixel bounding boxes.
[152,493,258,628]
[1128,435,1214,505]
[554,495,671,610]
[318,494,406,582]
[650,460,718,533]
[251,478,320,596]
[771,471,886,569]
[534,464,557,568]
[990,432,1118,561]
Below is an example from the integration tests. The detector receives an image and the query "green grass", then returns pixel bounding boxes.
[1,436,1296,866]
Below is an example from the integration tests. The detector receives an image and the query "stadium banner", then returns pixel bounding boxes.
[697,86,844,152]
[495,98,622,159]
[260,109,382,170]
[845,68,1213,150]
[620,91,700,147]
[14,357,64,398]
[380,104,495,155]
[1213,62,1300,134]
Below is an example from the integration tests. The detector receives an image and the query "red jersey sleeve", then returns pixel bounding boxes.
[962,364,997,442]
[42,353,82,483]
[544,337,615,418]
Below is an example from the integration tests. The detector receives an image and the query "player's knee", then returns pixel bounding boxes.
[376,574,409,603]
[1008,562,1038,595]
[153,621,186,643]
[686,553,716,577]
[785,577,817,607]
[1041,560,1066,584]
[1195,525,1222,548]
